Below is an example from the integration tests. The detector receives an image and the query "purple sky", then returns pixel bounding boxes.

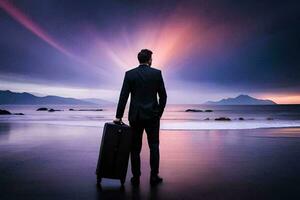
[0,0,299,103]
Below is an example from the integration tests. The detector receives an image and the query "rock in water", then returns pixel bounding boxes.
[205,110,213,112]
[37,107,48,111]
[14,113,24,115]
[48,109,62,112]
[215,117,231,121]
[78,109,103,111]
[185,109,203,112]
[0,109,11,115]
[69,109,103,111]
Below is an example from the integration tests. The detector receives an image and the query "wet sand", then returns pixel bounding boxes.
[0,123,300,200]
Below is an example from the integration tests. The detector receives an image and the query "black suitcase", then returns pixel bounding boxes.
[96,122,132,185]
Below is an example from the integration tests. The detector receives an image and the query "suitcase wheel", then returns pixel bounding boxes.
[96,175,102,186]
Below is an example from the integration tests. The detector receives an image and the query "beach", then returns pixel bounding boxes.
[1,122,300,200]
[1,0,299,199]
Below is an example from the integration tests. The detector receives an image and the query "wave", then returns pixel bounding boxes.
[2,119,300,130]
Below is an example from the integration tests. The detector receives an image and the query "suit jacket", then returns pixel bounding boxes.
[116,64,167,122]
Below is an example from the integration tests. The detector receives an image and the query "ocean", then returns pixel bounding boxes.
[1,104,300,130]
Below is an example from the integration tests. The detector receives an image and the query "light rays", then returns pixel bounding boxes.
[0,0,72,58]
[0,0,108,76]
[87,13,200,73]
[0,0,210,75]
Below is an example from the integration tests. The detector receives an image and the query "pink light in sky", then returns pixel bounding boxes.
[88,9,237,74]
[0,0,234,75]
[90,14,200,71]
[0,0,108,76]
[0,0,248,87]
[257,93,300,104]
[0,0,72,57]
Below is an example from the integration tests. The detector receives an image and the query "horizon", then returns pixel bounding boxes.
[1,0,300,104]
[3,89,300,105]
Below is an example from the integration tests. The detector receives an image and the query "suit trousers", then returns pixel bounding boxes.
[129,118,160,177]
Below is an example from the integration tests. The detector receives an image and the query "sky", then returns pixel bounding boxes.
[0,0,299,104]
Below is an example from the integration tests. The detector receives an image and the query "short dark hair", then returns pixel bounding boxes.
[137,49,152,63]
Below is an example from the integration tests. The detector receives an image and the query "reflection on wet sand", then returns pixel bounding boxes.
[0,123,11,141]
[0,123,300,200]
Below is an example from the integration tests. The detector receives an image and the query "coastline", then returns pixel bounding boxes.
[1,120,300,131]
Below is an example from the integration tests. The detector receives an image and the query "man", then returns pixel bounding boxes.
[114,49,167,186]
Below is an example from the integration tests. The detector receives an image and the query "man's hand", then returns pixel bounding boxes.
[113,118,122,124]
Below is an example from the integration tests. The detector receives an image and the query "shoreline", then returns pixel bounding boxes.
[1,120,300,131]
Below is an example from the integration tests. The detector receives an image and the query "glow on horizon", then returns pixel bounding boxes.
[0,79,119,102]
[258,94,300,104]
[1,78,300,104]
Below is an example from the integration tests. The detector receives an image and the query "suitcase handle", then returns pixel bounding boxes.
[113,120,126,126]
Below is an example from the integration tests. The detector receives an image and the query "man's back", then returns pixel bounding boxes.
[116,64,167,122]
[115,49,166,186]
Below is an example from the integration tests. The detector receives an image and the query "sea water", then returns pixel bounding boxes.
[1,104,300,130]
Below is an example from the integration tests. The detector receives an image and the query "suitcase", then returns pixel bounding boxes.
[96,122,132,185]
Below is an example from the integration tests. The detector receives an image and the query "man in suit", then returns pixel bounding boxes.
[114,49,167,186]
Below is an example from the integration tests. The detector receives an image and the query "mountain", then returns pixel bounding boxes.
[0,90,99,105]
[204,94,276,105]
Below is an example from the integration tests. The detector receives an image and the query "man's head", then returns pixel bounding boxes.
[138,49,153,66]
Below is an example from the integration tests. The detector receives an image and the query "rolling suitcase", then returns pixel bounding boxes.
[96,122,132,185]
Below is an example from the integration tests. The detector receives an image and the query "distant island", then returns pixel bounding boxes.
[0,90,112,105]
[204,94,276,105]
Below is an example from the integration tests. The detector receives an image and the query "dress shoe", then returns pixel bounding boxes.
[150,175,163,186]
[130,176,140,186]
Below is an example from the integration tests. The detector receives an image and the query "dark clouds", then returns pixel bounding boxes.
[174,0,300,92]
